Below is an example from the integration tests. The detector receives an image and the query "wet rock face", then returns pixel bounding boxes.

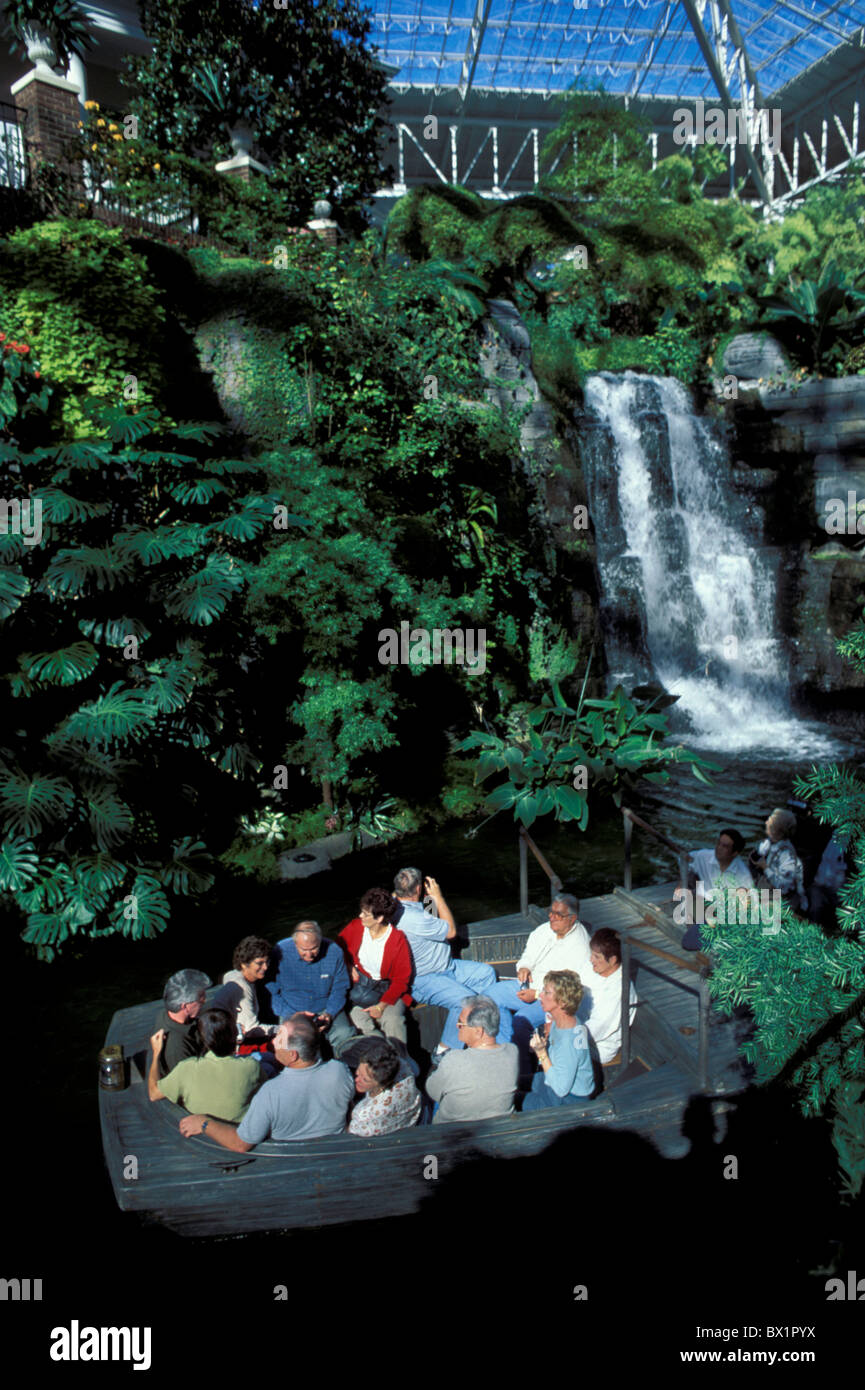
[723,332,791,382]
[726,376,865,711]
[478,298,604,676]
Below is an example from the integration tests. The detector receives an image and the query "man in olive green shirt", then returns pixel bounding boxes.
[149,1007,262,1123]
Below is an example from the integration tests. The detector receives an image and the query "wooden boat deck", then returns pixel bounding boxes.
[465,880,746,1092]
[99,879,750,1236]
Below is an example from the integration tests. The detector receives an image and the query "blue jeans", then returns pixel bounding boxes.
[486,979,546,1054]
[522,1070,586,1111]
[412,959,497,1048]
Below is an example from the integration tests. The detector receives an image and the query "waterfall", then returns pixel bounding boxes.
[580,371,838,755]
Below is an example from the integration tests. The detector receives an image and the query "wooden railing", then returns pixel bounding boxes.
[622,805,690,892]
[615,916,711,1092]
[518,826,562,915]
[515,814,710,1091]
[619,811,708,1090]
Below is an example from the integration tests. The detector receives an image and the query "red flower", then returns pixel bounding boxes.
[34,371,41,379]
[18,345,29,355]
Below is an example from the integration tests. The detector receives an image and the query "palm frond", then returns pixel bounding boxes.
[0,835,39,891]
[164,554,244,625]
[24,641,99,686]
[0,566,28,620]
[61,683,157,746]
[0,770,75,836]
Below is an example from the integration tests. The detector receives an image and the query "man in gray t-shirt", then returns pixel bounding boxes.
[178,1013,352,1149]
[425,995,518,1124]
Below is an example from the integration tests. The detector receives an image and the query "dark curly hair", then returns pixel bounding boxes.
[232,936,272,971]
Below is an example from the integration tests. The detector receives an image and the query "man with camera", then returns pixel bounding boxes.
[267,920,357,1058]
[392,867,496,1052]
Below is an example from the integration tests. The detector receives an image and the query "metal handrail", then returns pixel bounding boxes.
[518,826,563,915]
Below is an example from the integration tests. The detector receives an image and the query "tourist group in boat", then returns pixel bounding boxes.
[147,864,635,1150]
[145,804,845,1151]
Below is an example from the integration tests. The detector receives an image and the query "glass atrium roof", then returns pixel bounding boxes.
[368,1,865,99]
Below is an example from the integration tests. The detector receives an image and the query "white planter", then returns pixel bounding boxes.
[228,122,254,158]
[22,22,58,74]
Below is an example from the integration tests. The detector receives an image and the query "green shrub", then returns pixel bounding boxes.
[0,219,168,436]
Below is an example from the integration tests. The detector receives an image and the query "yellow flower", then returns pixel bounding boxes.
[96,118,106,127]
[153,163,161,171]
[91,143,99,152]
[77,121,83,129]
[84,100,99,111]
[108,123,118,132]
[78,202,87,209]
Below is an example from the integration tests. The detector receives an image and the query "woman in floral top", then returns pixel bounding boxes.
[751,808,808,912]
[348,1038,421,1137]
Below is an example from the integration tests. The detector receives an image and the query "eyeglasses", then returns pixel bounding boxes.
[549,910,573,918]
[456,1020,475,1029]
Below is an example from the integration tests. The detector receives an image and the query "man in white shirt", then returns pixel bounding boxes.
[578,928,637,1065]
[683,828,753,950]
[487,894,591,1054]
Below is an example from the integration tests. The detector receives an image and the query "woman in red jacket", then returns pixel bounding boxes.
[338,887,413,1045]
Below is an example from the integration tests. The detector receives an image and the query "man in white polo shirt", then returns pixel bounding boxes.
[488,893,591,1054]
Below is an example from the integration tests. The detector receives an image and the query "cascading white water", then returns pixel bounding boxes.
[582,371,839,755]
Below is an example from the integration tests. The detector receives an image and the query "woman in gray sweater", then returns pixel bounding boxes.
[426,995,518,1123]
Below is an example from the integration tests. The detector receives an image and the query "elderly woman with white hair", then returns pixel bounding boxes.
[750,808,808,913]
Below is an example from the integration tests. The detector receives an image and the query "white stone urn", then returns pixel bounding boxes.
[228,122,255,158]
[22,22,58,73]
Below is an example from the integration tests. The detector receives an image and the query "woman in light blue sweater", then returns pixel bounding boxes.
[522,969,595,1109]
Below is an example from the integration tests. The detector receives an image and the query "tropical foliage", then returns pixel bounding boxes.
[121,0,391,230]
[459,657,720,829]
[0,324,303,957]
[0,216,587,950]
[2,0,96,68]
[706,609,865,1198]
[757,260,865,375]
